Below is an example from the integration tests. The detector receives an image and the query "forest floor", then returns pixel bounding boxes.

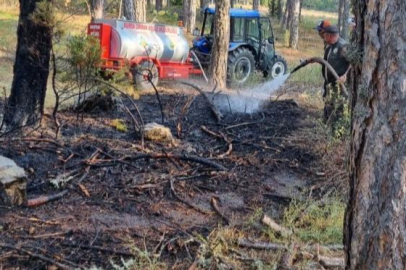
[0,5,348,270]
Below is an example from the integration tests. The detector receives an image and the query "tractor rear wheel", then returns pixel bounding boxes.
[227,47,255,88]
[132,61,159,91]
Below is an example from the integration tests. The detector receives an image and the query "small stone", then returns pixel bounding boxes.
[28,227,36,235]
[143,122,174,143]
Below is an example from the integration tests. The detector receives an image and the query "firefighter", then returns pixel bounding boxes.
[322,25,351,135]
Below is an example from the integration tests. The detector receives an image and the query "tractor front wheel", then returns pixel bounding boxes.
[227,47,255,88]
[264,55,288,79]
[132,61,159,91]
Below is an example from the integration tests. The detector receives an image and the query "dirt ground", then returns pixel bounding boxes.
[0,81,344,270]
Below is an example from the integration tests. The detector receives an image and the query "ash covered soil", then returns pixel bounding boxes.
[0,82,330,269]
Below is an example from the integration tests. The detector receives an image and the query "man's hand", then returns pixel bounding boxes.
[337,74,347,84]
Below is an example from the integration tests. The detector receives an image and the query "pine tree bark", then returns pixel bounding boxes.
[123,0,135,20]
[337,0,344,34]
[298,0,302,22]
[3,0,52,129]
[277,0,282,20]
[91,0,104,20]
[340,0,350,40]
[134,0,146,22]
[209,0,230,89]
[200,0,209,8]
[183,0,196,34]
[288,0,299,49]
[281,0,290,28]
[252,0,259,10]
[156,0,162,11]
[345,0,406,269]
[271,0,276,16]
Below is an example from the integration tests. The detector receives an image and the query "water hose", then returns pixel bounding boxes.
[190,50,209,83]
[290,57,348,97]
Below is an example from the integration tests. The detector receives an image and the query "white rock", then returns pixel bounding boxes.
[143,122,174,143]
[0,155,27,206]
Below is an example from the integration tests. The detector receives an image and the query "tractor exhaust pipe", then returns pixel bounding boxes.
[290,57,348,97]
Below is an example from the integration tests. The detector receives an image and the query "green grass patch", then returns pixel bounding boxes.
[283,196,345,244]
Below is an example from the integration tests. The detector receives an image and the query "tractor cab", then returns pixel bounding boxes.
[192,7,287,87]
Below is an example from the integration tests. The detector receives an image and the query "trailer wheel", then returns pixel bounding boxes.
[227,47,255,88]
[264,55,288,79]
[132,61,159,91]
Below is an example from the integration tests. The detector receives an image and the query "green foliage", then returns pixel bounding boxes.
[170,0,182,6]
[325,84,350,141]
[67,35,101,69]
[283,196,345,244]
[30,0,55,27]
[302,0,339,12]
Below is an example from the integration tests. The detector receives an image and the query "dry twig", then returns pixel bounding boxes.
[26,190,68,207]
[210,197,230,225]
[261,214,293,236]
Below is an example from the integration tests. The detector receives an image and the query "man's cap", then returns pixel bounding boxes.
[314,20,331,32]
[324,25,339,34]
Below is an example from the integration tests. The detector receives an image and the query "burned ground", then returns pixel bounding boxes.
[0,85,339,270]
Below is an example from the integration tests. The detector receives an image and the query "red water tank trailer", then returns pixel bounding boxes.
[88,19,203,90]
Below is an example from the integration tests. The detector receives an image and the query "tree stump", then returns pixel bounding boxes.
[0,156,27,206]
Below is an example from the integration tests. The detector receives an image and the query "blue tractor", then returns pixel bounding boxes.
[192,7,288,88]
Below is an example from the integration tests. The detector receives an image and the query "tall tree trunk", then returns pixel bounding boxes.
[91,0,104,20]
[271,0,276,16]
[252,0,259,10]
[209,0,230,89]
[277,0,282,20]
[340,0,350,40]
[183,0,196,34]
[200,0,209,8]
[281,0,290,28]
[156,0,162,11]
[3,0,52,129]
[345,0,406,269]
[134,0,146,22]
[230,0,234,8]
[285,0,293,29]
[298,0,302,22]
[337,0,344,34]
[123,0,135,20]
[288,0,299,49]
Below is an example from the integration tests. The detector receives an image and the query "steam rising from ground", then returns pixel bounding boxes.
[213,74,291,114]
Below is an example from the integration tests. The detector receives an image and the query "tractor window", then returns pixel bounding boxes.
[246,18,259,41]
[232,18,245,42]
[203,14,214,35]
[260,18,273,40]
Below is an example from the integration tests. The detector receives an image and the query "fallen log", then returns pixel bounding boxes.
[318,255,345,269]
